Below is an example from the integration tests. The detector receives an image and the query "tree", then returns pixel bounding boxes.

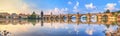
[28,11,37,19]
[117,10,120,13]
[105,9,110,13]
[32,11,36,15]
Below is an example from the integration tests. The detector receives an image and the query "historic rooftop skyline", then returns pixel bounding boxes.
[0,0,120,14]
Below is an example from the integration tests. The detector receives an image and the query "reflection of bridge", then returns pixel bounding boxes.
[43,18,119,25]
[43,12,118,24]
[0,18,119,25]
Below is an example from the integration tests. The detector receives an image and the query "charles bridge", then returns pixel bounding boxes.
[42,12,120,25]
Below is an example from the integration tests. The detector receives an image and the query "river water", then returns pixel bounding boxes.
[0,18,119,36]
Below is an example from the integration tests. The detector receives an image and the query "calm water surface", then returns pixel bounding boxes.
[0,19,119,36]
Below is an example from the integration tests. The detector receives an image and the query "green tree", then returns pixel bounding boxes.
[105,9,110,13]
[28,11,37,19]
[117,10,120,13]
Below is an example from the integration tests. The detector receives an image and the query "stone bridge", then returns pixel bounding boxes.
[43,12,120,24]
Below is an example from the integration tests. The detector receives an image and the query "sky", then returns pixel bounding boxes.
[0,0,120,14]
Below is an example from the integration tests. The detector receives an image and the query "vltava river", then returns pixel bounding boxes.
[0,18,119,36]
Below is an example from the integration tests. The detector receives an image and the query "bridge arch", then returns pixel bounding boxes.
[55,16,59,19]
[71,15,76,19]
[91,15,97,22]
[117,14,120,23]
[80,15,87,22]
[61,15,67,22]
[50,16,54,19]
[71,16,76,22]
[102,15,108,23]
[62,15,67,19]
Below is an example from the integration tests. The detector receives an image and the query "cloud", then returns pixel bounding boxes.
[74,1,79,9]
[76,1,79,6]
[73,1,80,12]
[119,0,120,3]
[85,3,96,9]
[45,8,68,15]
[105,3,117,10]
[0,0,37,14]
[68,1,72,5]
[73,9,80,12]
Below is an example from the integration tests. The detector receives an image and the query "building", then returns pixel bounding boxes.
[10,13,19,19]
[0,12,10,19]
[19,14,29,19]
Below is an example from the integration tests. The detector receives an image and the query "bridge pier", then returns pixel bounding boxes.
[66,14,70,21]
[76,12,80,19]
[86,13,91,24]
[97,13,102,24]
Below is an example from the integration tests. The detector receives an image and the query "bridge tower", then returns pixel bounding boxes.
[41,11,44,20]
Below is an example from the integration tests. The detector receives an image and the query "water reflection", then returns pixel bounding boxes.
[0,19,119,36]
